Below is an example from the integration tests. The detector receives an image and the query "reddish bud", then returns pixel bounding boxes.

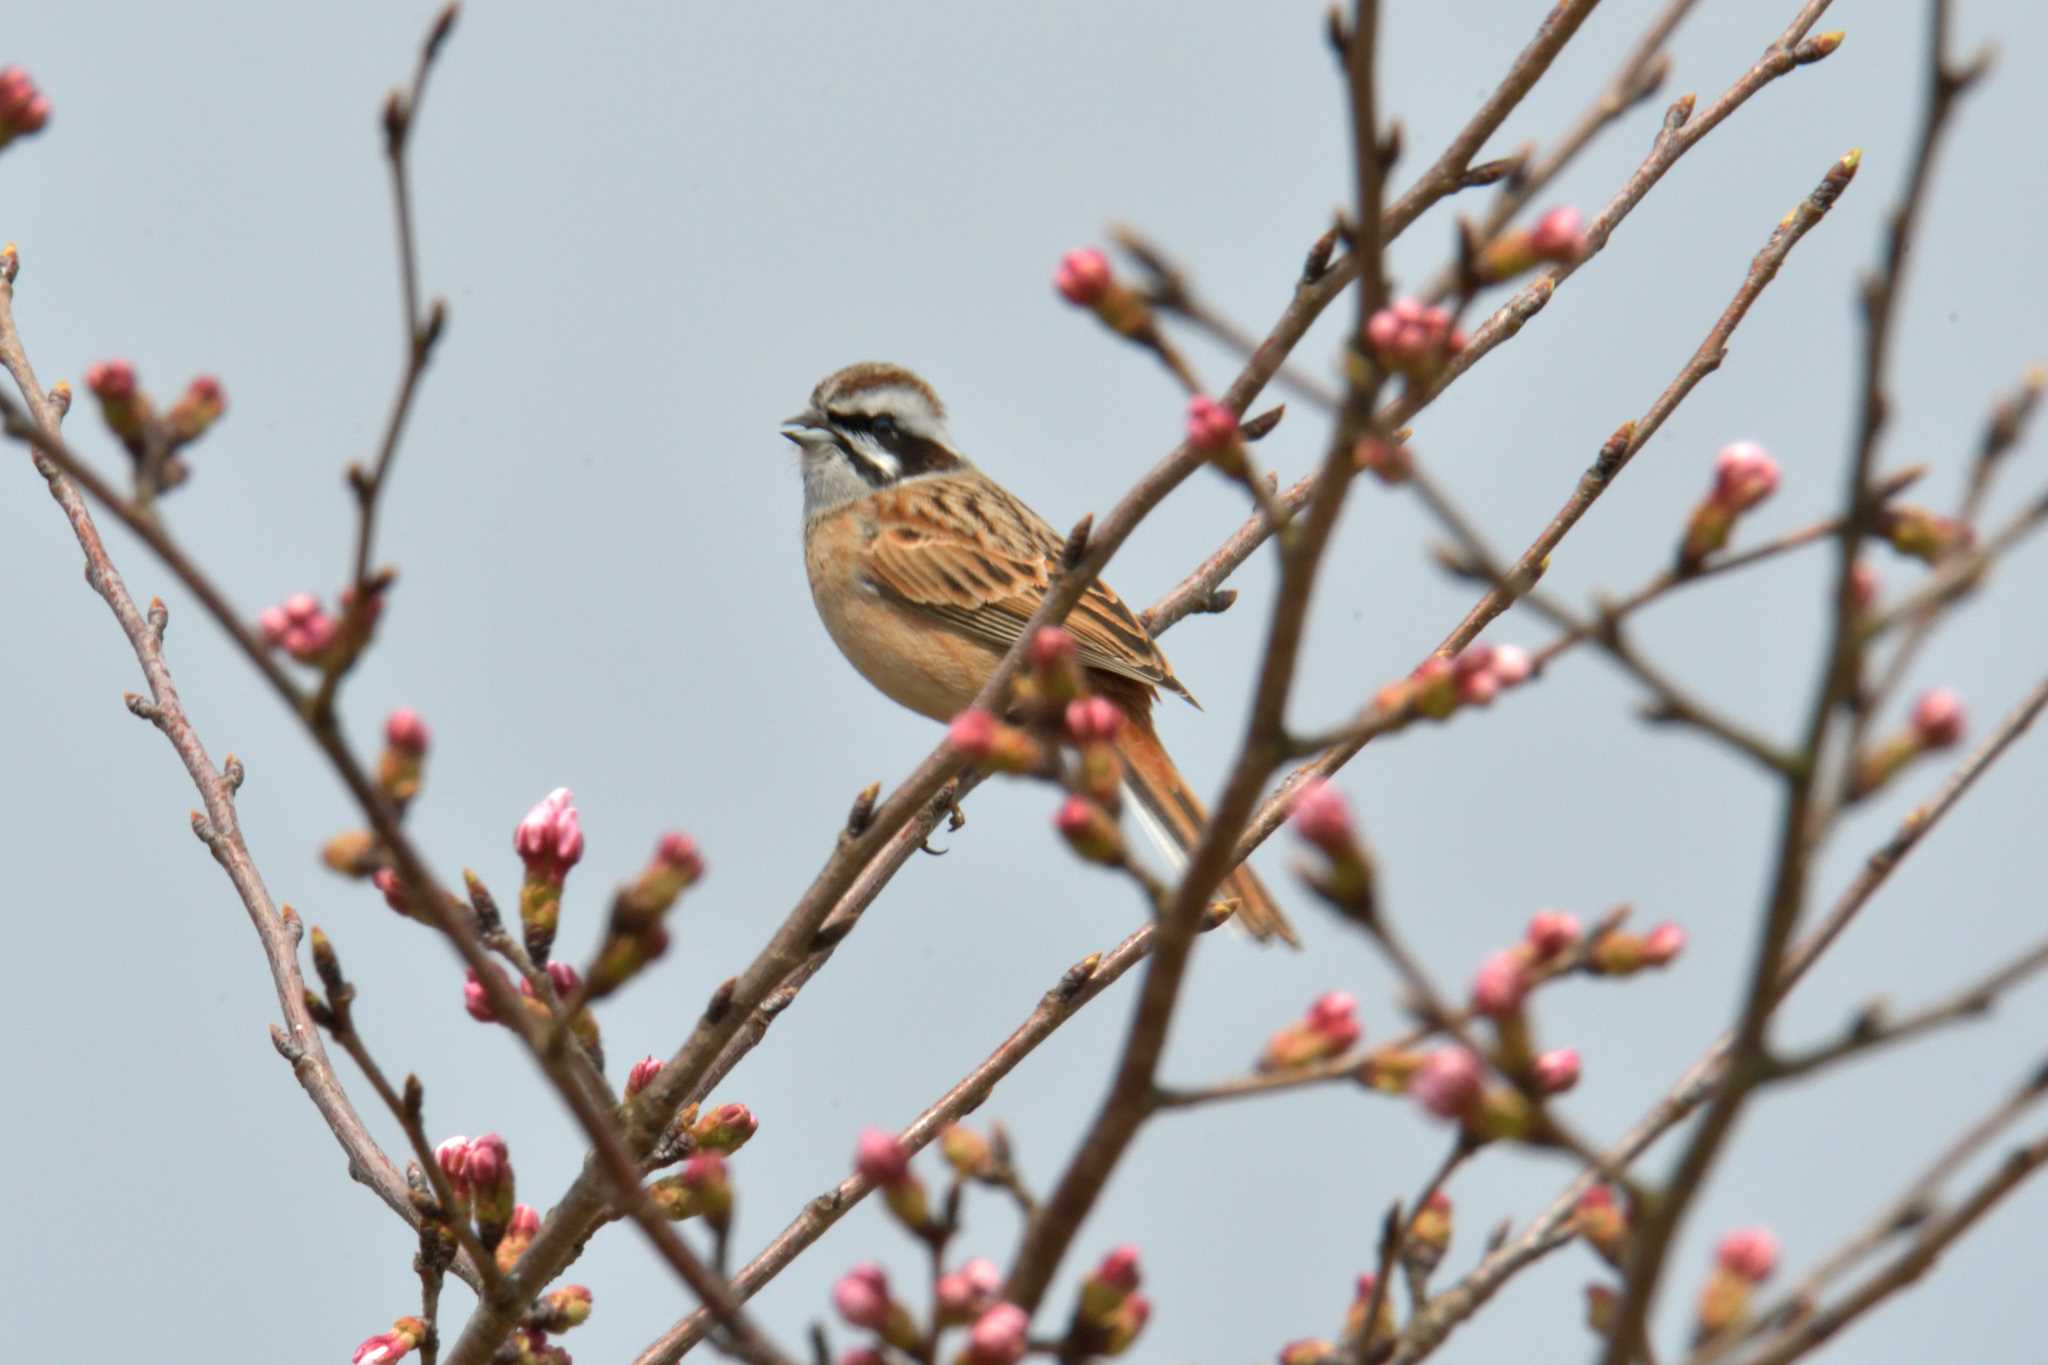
[1525,910,1581,960]
[1490,643,1533,687]
[373,867,411,917]
[495,1203,541,1271]
[1365,298,1464,381]
[1469,950,1530,1017]
[1280,1341,1338,1365]
[833,1263,893,1330]
[1054,248,1113,306]
[1289,779,1355,859]
[948,707,1045,773]
[1534,1047,1581,1094]
[691,1101,758,1154]
[164,374,227,444]
[352,1318,427,1365]
[1849,561,1880,613]
[0,66,52,142]
[1641,922,1686,965]
[1528,205,1588,262]
[936,1257,1002,1323]
[84,358,137,402]
[626,1055,663,1098]
[1575,1185,1629,1264]
[1354,435,1413,484]
[1064,696,1123,744]
[1413,1048,1483,1120]
[462,968,497,1022]
[1055,794,1125,866]
[1712,441,1780,511]
[1716,1227,1778,1283]
[384,707,430,756]
[1185,395,1242,460]
[655,831,705,881]
[1910,688,1965,748]
[514,787,584,879]
[854,1128,910,1185]
[967,1302,1030,1365]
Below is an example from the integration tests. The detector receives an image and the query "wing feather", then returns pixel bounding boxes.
[860,473,1195,703]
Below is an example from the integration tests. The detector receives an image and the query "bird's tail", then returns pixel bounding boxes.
[1113,711,1301,947]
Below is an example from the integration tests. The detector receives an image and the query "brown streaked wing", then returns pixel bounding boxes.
[859,473,1196,704]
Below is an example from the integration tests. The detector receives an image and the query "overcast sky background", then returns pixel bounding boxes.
[5,3,2046,1362]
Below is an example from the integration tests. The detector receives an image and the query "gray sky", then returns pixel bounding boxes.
[5,3,2045,1361]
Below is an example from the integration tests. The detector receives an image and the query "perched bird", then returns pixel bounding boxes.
[781,362,1297,946]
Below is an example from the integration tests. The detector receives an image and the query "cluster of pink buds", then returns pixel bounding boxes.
[259,581,383,666]
[1874,503,1973,564]
[375,706,431,809]
[648,1150,732,1232]
[1679,441,1782,571]
[1289,778,1375,916]
[0,66,51,147]
[494,1203,541,1272]
[967,1302,1031,1364]
[79,359,228,491]
[1586,920,1687,976]
[935,1257,1003,1325]
[1258,990,1363,1072]
[855,1128,933,1234]
[1345,1272,1397,1351]
[587,830,705,999]
[435,1133,516,1250]
[1053,246,1158,345]
[1850,687,1967,800]
[1383,642,1535,722]
[1475,205,1589,283]
[1695,1226,1779,1341]
[1365,298,1467,383]
[260,592,339,662]
[1066,1245,1150,1356]
[832,1262,921,1352]
[351,1316,427,1365]
[514,787,583,962]
[1186,394,1250,478]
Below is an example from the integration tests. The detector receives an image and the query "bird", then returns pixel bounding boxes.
[779,361,1298,946]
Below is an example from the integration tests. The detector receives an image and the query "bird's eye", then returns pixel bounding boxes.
[871,414,901,441]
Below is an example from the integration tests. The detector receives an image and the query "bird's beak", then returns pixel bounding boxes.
[780,410,833,449]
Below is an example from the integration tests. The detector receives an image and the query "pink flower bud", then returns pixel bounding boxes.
[855,1128,911,1186]
[384,707,430,757]
[1288,778,1355,858]
[352,1320,426,1365]
[1185,395,1239,451]
[1642,922,1687,965]
[1065,696,1123,744]
[462,968,497,1022]
[692,1101,759,1154]
[936,1256,1002,1320]
[1711,441,1780,511]
[1413,1048,1483,1120]
[84,358,137,401]
[1054,794,1125,865]
[656,831,704,881]
[373,867,410,916]
[833,1263,893,1330]
[1528,205,1588,262]
[948,708,999,760]
[435,1135,472,1188]
[1280,1339,1338,1365]
[1094,1244,1143,1292]
[1054,248,1113,306]
[1534,1047,1582,1094]
[541,960,580,998]
[1525,910,1582,960]
[1305,991,1362,1049]
[1849,561,1880,613]
[1715,1226,1778,1283]
[967,1302,1030,1365]
[1490,643,1533,687]
[0,66,52,140]
[1469,950,1530,1017]
[507,1204,540,1238]
[1030,626,1075,671]
[465,1133,510,1194]
[626,1055,663,1098]
[1910,688,1965,748]
[514,787,584,879]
